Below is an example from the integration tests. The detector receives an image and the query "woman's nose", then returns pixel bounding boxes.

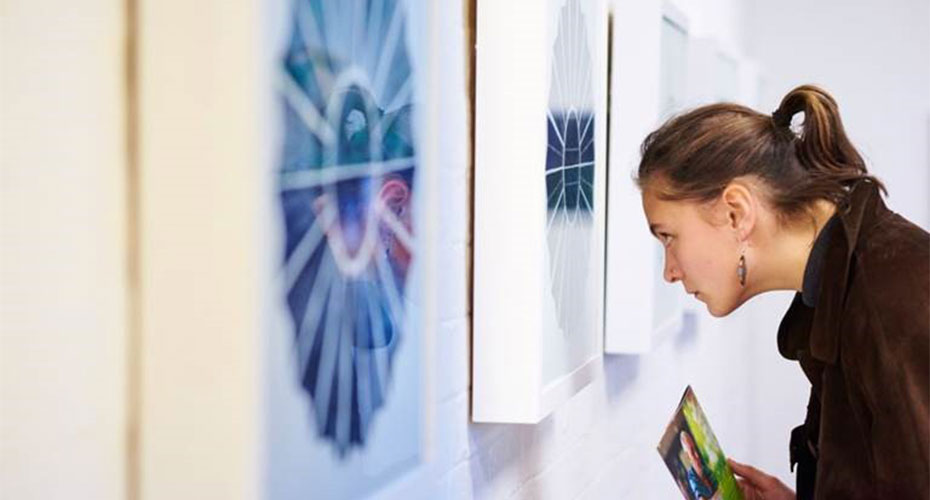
[663,252,681,283]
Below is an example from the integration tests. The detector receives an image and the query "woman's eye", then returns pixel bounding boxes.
[659,233,674,246]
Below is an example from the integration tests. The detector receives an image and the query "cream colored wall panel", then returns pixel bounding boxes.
[0,1,128,498]
[137,0,264,498]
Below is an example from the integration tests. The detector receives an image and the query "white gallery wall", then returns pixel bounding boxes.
[746,0,930,230]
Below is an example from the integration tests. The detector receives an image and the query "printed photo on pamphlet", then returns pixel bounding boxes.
[657,386,744,500]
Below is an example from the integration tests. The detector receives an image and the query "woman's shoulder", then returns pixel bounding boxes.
[856,209,929,270]
[847,208,928,342]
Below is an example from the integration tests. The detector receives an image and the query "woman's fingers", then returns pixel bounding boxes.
[728,459,796,500]
[728,458,770,486]
[736,478,762,500]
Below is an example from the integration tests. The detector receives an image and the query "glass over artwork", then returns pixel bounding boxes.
[545,0,596,339]
[277,0,416,456]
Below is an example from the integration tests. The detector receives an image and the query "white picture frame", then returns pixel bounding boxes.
[472,0,608,423]
[262,0,437,498]
[603,0,667,354]
[650,1,692,344]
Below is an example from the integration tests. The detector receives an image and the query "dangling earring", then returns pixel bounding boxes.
[737,253,747,287]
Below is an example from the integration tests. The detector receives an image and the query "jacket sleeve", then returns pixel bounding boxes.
[846,218,929,498]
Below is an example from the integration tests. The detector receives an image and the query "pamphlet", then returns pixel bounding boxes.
[657,386,744,500]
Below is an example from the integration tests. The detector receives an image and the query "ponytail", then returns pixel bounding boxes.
[770,85,885,207]
[637,84,885,223]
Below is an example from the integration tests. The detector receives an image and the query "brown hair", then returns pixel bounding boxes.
[637,84,885,222]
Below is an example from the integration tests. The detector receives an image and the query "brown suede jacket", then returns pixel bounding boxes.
[778,180,929,499]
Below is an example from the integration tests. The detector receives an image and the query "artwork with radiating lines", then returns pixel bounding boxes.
[473,0,605,423]
[546,0,595,339]
[277,0,416,457]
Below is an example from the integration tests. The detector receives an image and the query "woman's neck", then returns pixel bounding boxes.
[757,200,838,293]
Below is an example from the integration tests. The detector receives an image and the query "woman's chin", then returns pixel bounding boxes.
[689,293,736,317]
[705,299,735,318]
[707,306,726,318]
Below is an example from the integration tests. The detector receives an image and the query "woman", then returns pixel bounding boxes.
[638,85,929,499]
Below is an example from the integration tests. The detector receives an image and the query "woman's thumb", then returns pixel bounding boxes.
[728,458,766,485]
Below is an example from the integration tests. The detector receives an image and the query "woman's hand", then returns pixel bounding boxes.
[727,458,795,500]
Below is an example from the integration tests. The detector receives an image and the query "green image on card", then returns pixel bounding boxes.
[658,386,744,500]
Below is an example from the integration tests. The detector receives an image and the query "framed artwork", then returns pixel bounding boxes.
[603,1,695,355]
[686,37,727,106]
[649,2,691,342]
[686,37,743,106]
[473,0,607,423]
[603,0,666,354]
[659,2,689,119]
[264,0,429,497]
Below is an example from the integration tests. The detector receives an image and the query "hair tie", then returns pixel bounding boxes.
[772,108,791,128]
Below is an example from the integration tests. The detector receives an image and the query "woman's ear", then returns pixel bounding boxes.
[720,180,757,242]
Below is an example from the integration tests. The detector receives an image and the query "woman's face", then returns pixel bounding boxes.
[642,188,745,317]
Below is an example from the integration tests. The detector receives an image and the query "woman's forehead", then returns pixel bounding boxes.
[642,195,686,237]
[644,191,725,229]
[642,189,687,218]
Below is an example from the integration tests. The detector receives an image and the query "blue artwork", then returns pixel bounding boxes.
[277,0,416,456]
[545,0,595,338]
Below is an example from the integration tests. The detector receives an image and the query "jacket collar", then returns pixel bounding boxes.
[778,180,885,364]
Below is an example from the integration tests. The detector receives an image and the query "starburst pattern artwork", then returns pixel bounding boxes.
[545,0,595,338]
[277,0,416,456]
